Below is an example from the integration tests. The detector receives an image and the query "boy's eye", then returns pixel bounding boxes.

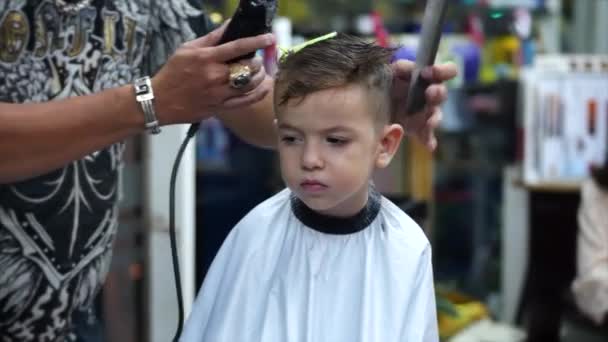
[280,136,298,144]
[326,137,349,145]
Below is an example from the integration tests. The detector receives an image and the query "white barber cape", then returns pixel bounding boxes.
[180,187,439,342]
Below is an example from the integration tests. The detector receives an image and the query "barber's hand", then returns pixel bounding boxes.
[152,22,274,125]
[391,60,458,151]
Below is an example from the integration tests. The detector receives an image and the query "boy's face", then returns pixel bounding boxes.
[275,84,403,217]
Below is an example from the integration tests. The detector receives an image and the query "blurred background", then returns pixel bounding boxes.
[103,0,608,341]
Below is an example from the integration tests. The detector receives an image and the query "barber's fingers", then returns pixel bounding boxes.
[425,84,448,106]
[248,55,263,74]
[184,21,230,48]
[421,62,458,83]
[426,105,443,128]
[392,60,458,85]
[223,81,271,109]
[225,56,264,93]
[224,62,267,98]
[211,33,275,62]
[418,106,442,150]
[231,55,264,79]
[185,20,274,61]
[392,59,416,81]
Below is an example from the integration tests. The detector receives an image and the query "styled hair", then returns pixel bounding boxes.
[274,33,397,122]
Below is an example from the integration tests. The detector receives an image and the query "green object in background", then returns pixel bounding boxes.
[436,290,460,317]
[280,31,337,55]
[490,11,504,19]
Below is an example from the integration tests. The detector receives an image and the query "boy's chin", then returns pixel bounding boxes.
[298,196,332,211]
[299,196,361,218]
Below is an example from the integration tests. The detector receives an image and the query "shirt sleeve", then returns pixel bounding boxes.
[572,179,608,325]
[144,0,207,75]
[402,244,440,342]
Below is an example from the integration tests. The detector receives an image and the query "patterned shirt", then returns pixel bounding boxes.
[0,0,202,340]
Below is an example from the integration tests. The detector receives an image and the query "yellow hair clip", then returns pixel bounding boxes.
[278,32,338,59]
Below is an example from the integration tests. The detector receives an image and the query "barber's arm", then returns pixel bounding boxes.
[217,60,458,150]
[0,87,144,184]
[0,24,273,184]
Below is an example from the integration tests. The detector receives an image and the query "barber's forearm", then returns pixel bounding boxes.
[0,85,144,184]
[216,76,277,149]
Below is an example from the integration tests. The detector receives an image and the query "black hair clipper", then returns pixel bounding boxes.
[218,0,278,63]
[404,0,449,116]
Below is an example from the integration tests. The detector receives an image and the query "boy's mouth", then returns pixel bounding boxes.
[300,179,328,192]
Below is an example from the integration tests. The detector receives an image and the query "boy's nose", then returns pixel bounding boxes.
[301,143,324,170]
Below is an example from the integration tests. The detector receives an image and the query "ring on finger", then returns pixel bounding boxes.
[228,63,252,90]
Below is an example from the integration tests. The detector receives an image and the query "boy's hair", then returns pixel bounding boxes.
[274,33,397,123]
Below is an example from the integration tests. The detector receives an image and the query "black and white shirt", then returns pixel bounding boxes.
[0,1,202,340]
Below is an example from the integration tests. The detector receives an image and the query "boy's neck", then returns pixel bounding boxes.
[290,185,381,235]
[318,183,372,218]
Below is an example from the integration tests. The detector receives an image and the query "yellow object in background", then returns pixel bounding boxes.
[405,137,434,202]
[480,35,522,83]
[439,301,490,340]
[436,288,491,340]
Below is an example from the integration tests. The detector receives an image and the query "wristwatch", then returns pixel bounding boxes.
[134,76,161,135]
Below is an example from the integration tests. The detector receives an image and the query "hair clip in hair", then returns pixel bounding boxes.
[279,32,338,59]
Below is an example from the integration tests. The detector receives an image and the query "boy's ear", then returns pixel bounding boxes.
[375,124,404,169]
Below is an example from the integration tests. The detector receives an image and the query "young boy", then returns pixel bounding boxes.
[180,33,439,342]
